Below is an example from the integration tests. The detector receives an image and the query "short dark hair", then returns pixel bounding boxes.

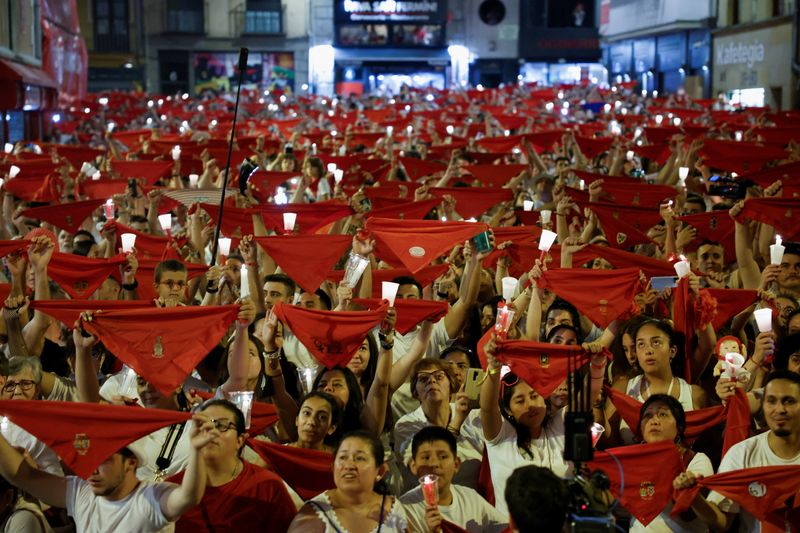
[637,393,687,444]
[334,429,385,465]
[505,465,568,533]
[391,276,422,296]
[774,333,800,370]
[263,273,296,296]
[154,259,187,283]
[763,369,800,393]
[546,300,580,334]
[199,399,246,435]
[546,324,582,344]
[684,193,706,211]
[300,390,342,432]
[411,425,458,458]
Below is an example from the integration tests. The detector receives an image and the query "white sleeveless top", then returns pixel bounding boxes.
[619,375,694,444]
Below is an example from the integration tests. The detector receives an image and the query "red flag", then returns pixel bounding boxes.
[246,438,334,500]
[587,441,684,526]
[81,305,240,395]
[494,340,610,398]
[365,218,488,274]
[21,199,105,233]
[672,466,800,525]
[352,298,448,335]
[537,267,642,328]
[0,400,191,479]
[48,253,128,299]
[272,302,387,368]
[255,234,352,293]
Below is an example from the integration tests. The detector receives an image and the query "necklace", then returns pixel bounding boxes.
[642,376,674,400]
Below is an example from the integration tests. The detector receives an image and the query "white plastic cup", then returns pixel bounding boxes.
[674,260,691,279]
[538,230,557,252]
[189,174,199,187]
[118,366,139,399]
[297,367,317,396]
[523,200,534,212]
[501,276,518,302]
[158,213,172,233]
[171,145,181,161]
[218,237,232,258]
[283,212,297,232]
[327,163,337,173]
[626,150,634,161]
[229,391,254,429]
[334,169,344,184]
[3,143,13,154]
[770,236,785,265]
[121,233,137,253]
[92,170,101,181]
[591,422,605,447]
[382,281,399,306]
[8,165,19,178]
[678,167,689,181]
[540,210,552,224]
[753,308,773,333]
[342,252,369,288]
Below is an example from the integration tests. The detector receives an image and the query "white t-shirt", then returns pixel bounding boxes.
[65,477,174,533]
[629,452,713,532]
[393,405,484,492]
[1,497,52,533]
[485,409,571,518]
[46,376,79,402]
[100,371,142,404]
[620,376,695,443]
[706,431,800,532]
[1,420,63,475]
[400,484,507,533]
[131,423,192,482]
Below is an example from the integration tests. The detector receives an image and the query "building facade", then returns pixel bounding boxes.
[712,0,796,109]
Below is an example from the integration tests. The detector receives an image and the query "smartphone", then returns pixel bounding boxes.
[470,231,493,253]
[650,276,678,291]
[464,368,486,401]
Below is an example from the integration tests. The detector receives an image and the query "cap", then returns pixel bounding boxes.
[255,234,352,293]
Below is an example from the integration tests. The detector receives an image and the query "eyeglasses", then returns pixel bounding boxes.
[416,371,448,386]
[159,280,187,289]
[3,380,37,393]
[207,418,238,433]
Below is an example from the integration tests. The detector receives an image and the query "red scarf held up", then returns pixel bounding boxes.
[48,253,128,299]
[30,299,152,327]
[130,258,208,301]
[398,157,447,180]
[112,160,174,185]
[675,211,736,262]
[246,438,334,500]
[462,164,528,188]
[737,197,800,241]
[365,218,488,274]
[575,201,660,249]
[195,392,278,436]
[364,198,441,222]
[105,221,176,260]
[255,234,352,293]
[258,202,354,235]
[671,465,800,529]
[0,240,30,259]
[81,305,240,395]
[494,340,611,398]
[672,278,718,383]
[536,267,642,329]
[587,441,684,526]
[575,244,677,279]
[706,288,759,331]
[604,387,750,453]
[0,400,191,479]
[327,264,450,299]
[272,301,387,368]
[352,298,449,335]
[21,199,105,233]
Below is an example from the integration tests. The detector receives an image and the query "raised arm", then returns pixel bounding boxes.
[219,299,256,394]
[389,320,433,391]
[74,323,101,403]
[479,334,503,441]
[160,414,213,521]
[0,432,66,509]
[361,309,396,435]
[731,200,761,290]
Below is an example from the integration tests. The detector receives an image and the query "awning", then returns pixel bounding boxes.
[0,59,58,89]
[334,47,451,64]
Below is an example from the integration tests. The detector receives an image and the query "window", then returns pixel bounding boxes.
[94,0,129,52]
[245,0,281,34]
[167,0,204,34]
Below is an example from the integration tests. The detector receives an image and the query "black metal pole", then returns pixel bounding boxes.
[209,47,248,267]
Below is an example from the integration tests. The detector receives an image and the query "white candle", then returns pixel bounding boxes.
[283,212,297,232]
[523,200,534,212]
[382,281,399,306]
[92,170,101,181]
[327,163,337,173]
[120,233,137,253]
[3,143,13,154]
[655,114,663,125]
[158,214,172,233]
[753,308,773,333]
[218,237,232,257]
[540,210,552,224]
[674,255,691,278]
[189,174,199,187]
[406,125,413,135]
[501,277,518,302]
[626,150,634,161]
[387,125,394,136]
[446,125,454,135]
[334,169,344,183]
[171,145,181,161]
[8,165,20,178]
[770,234,785,265]
[735,131,743,142]
[240,264,250,298]
[538,230,557,252]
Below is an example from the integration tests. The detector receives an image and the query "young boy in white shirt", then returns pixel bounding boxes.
[399,426,507,533]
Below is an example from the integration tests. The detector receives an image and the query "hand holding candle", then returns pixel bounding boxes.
[674,255,691,279]
[770,235,785,265]
[420,474,439,507]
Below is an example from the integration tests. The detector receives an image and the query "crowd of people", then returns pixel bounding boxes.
[0,79,799,532]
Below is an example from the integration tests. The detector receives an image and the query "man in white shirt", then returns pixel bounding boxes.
[675,369,800,531]
[0,413,218,533]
